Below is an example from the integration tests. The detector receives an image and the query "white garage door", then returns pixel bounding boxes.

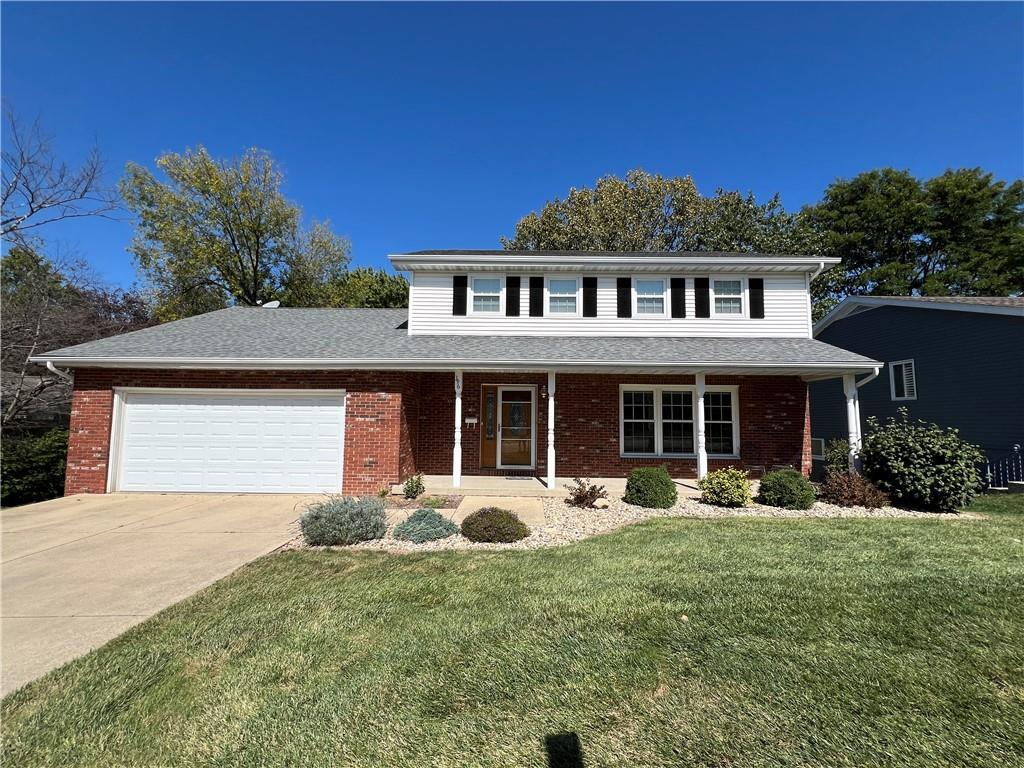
[116,390,345,493]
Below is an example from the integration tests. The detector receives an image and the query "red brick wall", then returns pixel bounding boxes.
[413,372,812,478]
[64,369,418,496]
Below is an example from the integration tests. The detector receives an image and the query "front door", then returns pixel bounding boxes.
[480,386,535,469]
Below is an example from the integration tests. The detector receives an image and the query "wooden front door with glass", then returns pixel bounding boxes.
[479,386,535,469]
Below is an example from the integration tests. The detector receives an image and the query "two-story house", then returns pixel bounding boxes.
[32,250,880,496]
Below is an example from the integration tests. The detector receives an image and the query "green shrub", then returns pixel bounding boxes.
[824,438,851,477]
[819,473,890,509]
[460,507,530,543]
[623,467,678,508]
[402,473,425,500]
[860,409,984,512]
[565,477,608,508]
[393,508,458,543]
[1,428,68,507]
[698,467,752,507]
[300,496,387,546]
[758,469,816,510]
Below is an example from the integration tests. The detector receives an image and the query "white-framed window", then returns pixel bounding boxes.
[811,438,826,460]
[634,278,667,316]
[470,276,503,314]
[889,359,917,401]
[619,385,739,457]
[711,277,746,317]
[547,277,579,315]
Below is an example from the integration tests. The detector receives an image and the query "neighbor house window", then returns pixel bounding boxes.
[889,359,917,401]
[711,279,744,316]
[620,386,736,456]
[811,438,826,460]
[548,278,579,314]
[471,277,502,313]
[635,278,666,315]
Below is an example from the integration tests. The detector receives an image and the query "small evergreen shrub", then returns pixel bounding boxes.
[393,508,458,543]
[698,467,752,508]
[300,496,387,546]
[565,477,608,508]
[402,473,425,500]
[758,469,816,510]
[0,428,68,507]
[824,438,852,477]
[860,409,984,512]
[460,507,530,543]
[819,473,890,509]
[623,467,678,508]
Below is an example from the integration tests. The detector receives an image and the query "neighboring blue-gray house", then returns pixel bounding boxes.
[809,296,1024,481]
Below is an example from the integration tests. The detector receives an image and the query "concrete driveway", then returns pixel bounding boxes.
[1,492,311,696]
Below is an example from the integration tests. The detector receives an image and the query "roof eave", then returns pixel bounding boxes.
[390,252,839,273]
[814,295,1024,335]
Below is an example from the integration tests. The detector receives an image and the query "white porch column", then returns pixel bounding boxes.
[546,370,556,488]
[695,373,708,479]
[453,370,463,488]
[843,373,860,472]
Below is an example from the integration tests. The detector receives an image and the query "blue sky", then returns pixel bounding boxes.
[3,2,1022,288]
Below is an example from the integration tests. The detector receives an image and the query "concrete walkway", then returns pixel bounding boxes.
[1,493,310,696]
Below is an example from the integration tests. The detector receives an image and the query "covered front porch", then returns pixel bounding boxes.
[406,364,879,491]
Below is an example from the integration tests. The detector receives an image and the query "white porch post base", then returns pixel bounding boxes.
[843,373,860,472]
[546,370,556,488]
[453,370,463,488]
[696,373,708,479]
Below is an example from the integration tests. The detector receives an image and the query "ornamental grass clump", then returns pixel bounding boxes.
[860,409,984,512]
[300,496,387,546]
[757,469,816,510]
[623,467,678,508]
[393,508,459,544]
[698,467,752,508]
[460,507,530,543]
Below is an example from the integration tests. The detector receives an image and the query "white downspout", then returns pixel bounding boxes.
[46,361,73,381]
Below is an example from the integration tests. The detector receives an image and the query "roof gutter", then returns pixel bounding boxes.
[390,253,842,272]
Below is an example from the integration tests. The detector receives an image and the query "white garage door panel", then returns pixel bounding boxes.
[118,391,345,493]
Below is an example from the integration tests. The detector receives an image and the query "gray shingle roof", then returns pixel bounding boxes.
[33,307,879,372]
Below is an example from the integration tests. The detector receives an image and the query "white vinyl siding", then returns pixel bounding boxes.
[113,390,345,493]
[408,273,811,337]
[889,359,917,401]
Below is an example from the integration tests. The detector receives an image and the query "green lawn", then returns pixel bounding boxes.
[4,496,1023,767]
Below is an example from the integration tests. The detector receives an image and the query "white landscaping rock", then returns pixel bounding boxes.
[283,495,978,554]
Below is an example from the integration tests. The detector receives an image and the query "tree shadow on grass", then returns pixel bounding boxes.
[545,732,584,768]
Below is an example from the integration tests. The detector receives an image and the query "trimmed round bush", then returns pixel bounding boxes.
[300,496,387,546]
[460,507,530,543]
[860,409,984,512]
[819,472,890,509]
[757,469,816,510]
[393,508,459,544]
[698,467,752,508]
[623,466,678,509]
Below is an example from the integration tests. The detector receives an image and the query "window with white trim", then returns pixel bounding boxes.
[635,278,666,315]
[711,279,744,316]
[548,278,578,314]
[889,359,917,401]
[471,277,502,313]
[620,386,736,457]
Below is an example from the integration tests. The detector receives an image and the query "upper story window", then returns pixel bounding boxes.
[889,359,917,401]
[471,277,502,313]
[634,278,666,316]
[547,278,579,315]
[712,279,744,316]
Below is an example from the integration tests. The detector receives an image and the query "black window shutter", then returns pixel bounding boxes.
[453,275,468,315]
[616,277,632,318]
[506,276,521,316]
[695,277,710,318]
[749,278,765,318]
[528,276,544,317]
[582,277,597,317]
[670,277,686,318]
